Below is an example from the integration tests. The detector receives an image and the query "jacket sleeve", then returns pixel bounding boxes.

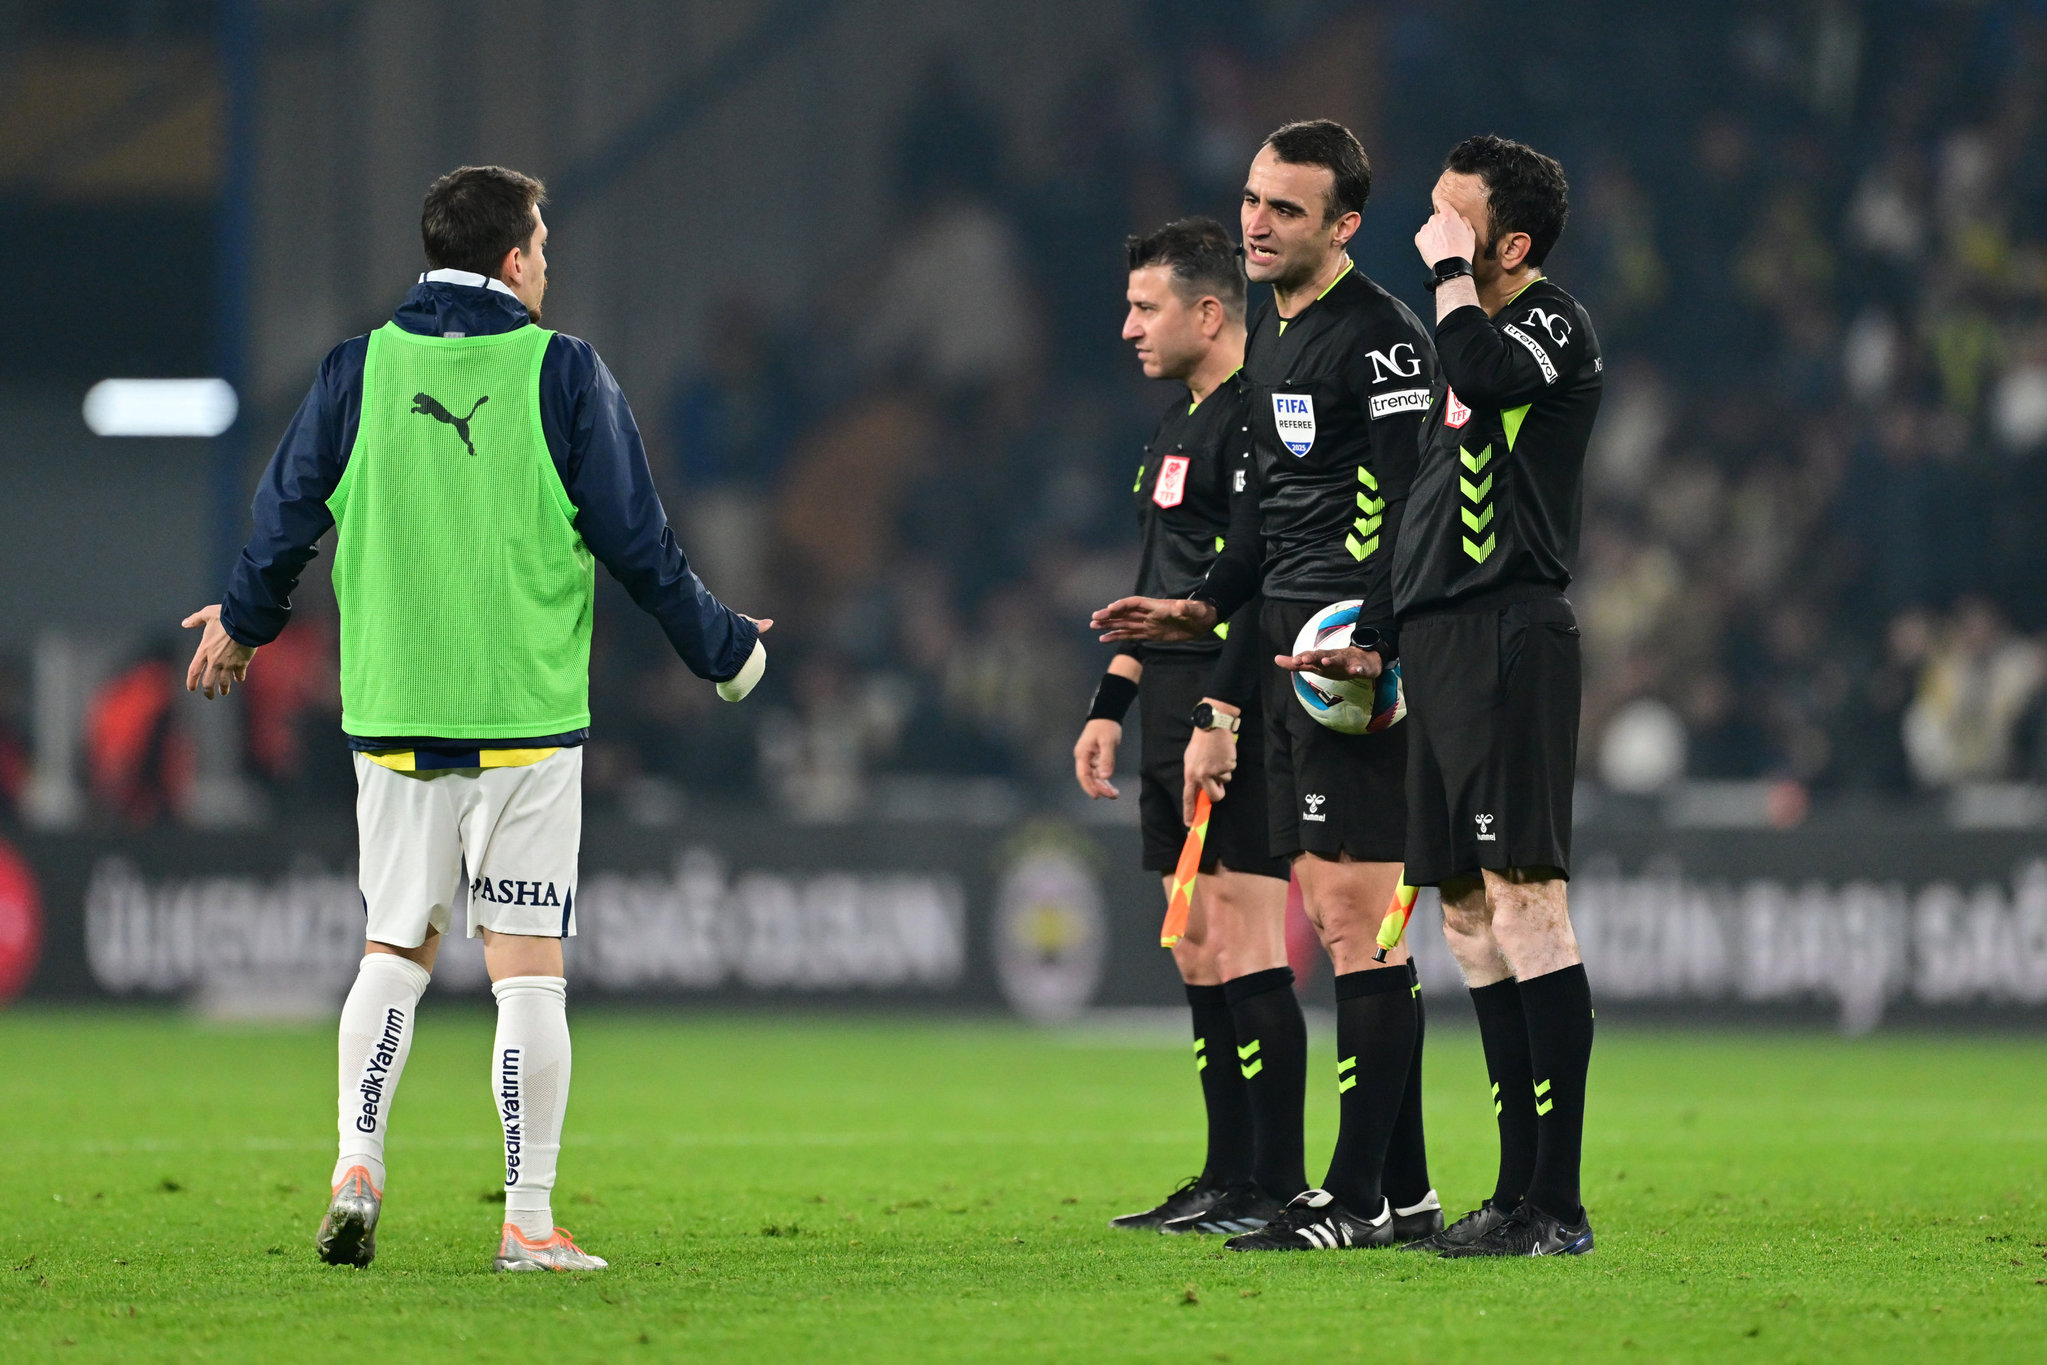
[560,344,760,681]
[1342,312,1435,654]
[1190,448,1264,621]
[217,341,358,647]
[1434,296,1586,409]
[1197,448,1266,704]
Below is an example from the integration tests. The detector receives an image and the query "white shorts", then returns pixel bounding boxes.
[353,748,582,948]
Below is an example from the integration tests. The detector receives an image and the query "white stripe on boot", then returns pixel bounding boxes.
[334,953,431,1190]
[491,975,571,1242]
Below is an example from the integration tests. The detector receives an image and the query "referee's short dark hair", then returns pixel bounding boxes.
[1443,135,1570,268]
[1125,217,1246,317]
[421,165,549,279]
[1261,119,1371,224]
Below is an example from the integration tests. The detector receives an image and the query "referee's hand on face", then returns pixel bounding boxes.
[1091,596,1219,643]
[1275,645,1382,680]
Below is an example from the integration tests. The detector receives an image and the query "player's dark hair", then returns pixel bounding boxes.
[1261,119,1371,224]
[1125,216,1246,316]
[421,165,548,279]
[1443,135,1570,267]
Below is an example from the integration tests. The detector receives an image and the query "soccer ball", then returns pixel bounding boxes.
[1290,600,1406,735]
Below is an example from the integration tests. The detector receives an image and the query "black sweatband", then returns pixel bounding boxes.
[1086,670,1140,723]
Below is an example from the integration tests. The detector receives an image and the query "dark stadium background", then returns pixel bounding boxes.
[2,0,2045,1027]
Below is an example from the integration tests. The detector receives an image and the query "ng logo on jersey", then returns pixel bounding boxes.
[1273,393,1316,456]
[1366,343,1422,383]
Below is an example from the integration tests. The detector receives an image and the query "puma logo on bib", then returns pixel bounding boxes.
[411,392,490,456]
[1272,393,1315,456]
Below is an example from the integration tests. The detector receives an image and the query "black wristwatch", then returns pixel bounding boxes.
[1189,702,1241,735]
[1349,626,1386,654]
[1424,256,1474,292]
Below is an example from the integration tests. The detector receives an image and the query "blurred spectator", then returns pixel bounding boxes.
[0,658,29,821]
[1904,599,2046,785]
[86,644,191,827]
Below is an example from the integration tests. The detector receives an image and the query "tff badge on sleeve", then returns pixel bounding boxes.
[1272,393,1316,456]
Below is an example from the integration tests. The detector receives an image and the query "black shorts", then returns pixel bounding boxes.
[1260,599,1408,862]
[1138,654,1288,880]
[1402,592,1581,887]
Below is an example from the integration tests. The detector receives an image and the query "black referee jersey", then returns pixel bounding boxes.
[1391,277,1602,617]
[1197,258,1437,641]
[1129,370,1253,660]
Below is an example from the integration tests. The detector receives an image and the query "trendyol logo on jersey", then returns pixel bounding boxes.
[1273,393,1316,456]
[1366,343,1423,384]
[411,391,489,456]
[1153,454,1190,509]
[473,876,564,907]
[1475,812,1497,842]
[1303,793,1328,823]
[353,1006,406,1134]
[1370,389,1431,420]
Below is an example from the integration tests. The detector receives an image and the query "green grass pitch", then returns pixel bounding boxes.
[4,1009,2044,1361]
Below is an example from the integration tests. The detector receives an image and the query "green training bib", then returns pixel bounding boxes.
[327,323,594,738]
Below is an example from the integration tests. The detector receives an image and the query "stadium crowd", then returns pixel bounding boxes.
[14,1,2047,827]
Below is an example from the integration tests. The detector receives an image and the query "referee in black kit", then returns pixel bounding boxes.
[1074,218,1292,1235]
[1296,135,1603,1257]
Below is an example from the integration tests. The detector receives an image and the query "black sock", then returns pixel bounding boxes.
[1223,967,1307,1201]
[1469,977,1538,1209]
[1518,963,1594,1222]
[1184,983,1254,1188]
[1319,966,1416,1217]
[1381,960,1432,1209]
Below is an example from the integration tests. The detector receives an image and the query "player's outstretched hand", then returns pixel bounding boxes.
[1092,596,1218,643]
[1182,724,1237,825]
[1415,193,1478,267]
[743,615,774,634]
[1275,645,1382,680]
[1073,719,1122,800]
[181,605,257,700]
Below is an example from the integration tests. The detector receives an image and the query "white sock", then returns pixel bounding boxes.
[492,975,571,1241]
[334,953,431,1190]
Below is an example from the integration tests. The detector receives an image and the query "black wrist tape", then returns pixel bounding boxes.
[1086,671,1140,723]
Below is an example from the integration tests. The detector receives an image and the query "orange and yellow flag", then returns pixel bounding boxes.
[1374,879,1419,961]
[1160,790,1212,947]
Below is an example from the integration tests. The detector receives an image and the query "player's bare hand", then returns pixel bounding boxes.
[1092,596,1218,643]
[181,604,258,699]
[1275,646,1382,680]
[1183,723,1238,825]
[742,615,775,634]
[1415,193,1478,267]
[1074,719,1122,800]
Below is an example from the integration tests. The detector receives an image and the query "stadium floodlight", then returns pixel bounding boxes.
[83,378,239,437]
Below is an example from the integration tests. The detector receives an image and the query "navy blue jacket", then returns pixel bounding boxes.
[219,277,759,749]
